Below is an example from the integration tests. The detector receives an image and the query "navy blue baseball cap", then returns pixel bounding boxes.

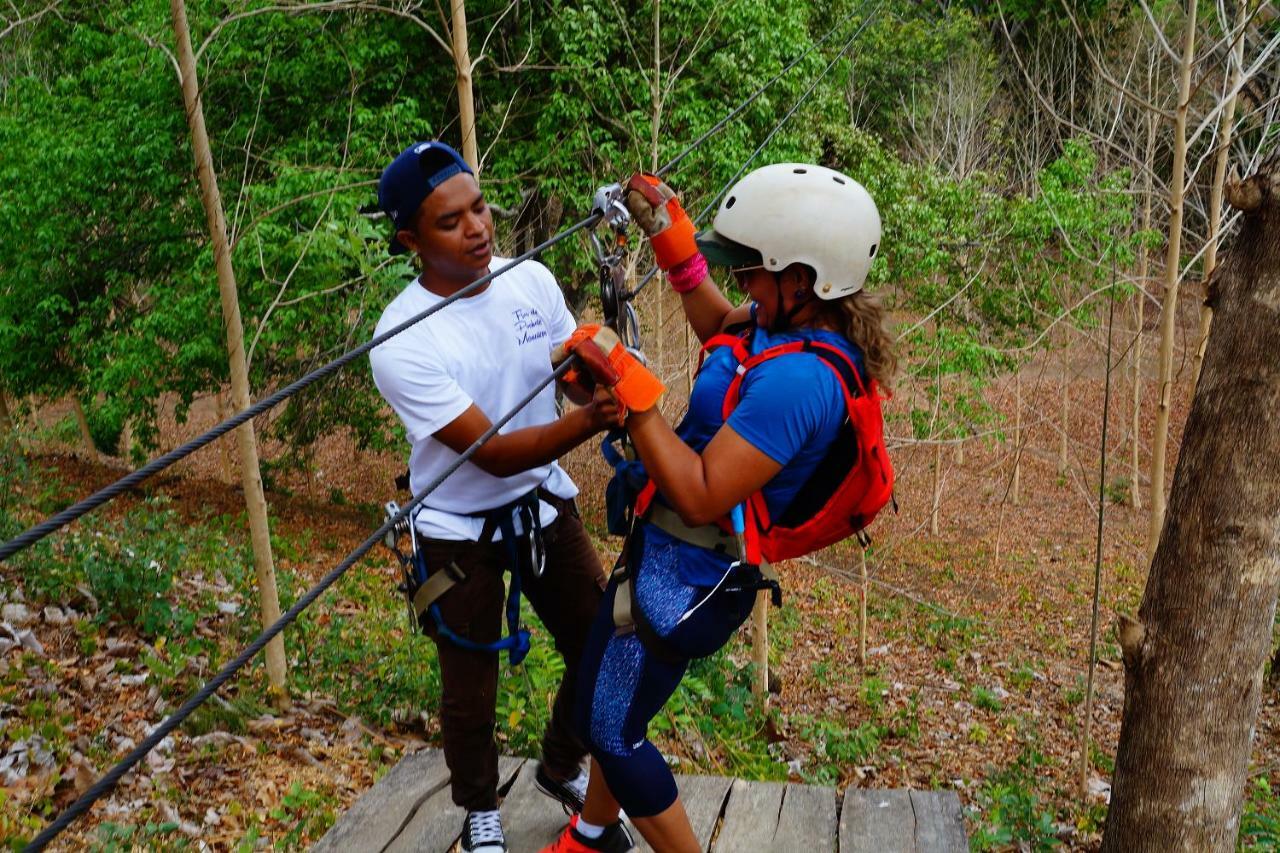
[378,141,475,255]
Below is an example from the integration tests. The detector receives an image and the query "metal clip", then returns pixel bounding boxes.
[591,182,631,231]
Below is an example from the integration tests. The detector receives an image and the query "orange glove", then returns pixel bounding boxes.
[625,173,698,271]
[558,324,665,415]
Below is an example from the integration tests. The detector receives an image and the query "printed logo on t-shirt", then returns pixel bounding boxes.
[511,307,548,346]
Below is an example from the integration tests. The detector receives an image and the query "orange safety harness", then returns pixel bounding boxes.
[633,327,895,565]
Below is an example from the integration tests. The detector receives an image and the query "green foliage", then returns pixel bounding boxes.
[1242,776,1280,852]
[791,714,884,785]
[972,685,1004,713]
[268,782,338,848]
[969,748,1062,851]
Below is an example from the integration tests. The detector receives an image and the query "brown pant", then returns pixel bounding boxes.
[417,494,606,811]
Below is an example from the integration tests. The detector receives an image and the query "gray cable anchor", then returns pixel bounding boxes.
[589,183,642,352]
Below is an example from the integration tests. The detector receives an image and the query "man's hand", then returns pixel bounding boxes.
[583,386,625,432]
[625,173,698,271]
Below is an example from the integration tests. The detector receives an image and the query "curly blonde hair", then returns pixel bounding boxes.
[823,290,898,391]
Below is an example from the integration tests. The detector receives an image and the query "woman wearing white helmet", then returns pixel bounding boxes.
[542,165,897,853]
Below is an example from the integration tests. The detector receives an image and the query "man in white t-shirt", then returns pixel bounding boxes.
[369,141,634,853]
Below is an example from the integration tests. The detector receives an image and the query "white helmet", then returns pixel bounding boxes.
[696,163,881,299]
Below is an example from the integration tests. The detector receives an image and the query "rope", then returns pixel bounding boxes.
[655,0,875,178]
[631,6,880,300]
[0,215,600,564]
[22,358,577,853]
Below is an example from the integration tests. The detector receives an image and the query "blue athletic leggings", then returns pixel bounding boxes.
[574,523,758,817]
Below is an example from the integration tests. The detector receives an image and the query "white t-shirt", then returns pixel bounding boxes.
[369,256,579,541]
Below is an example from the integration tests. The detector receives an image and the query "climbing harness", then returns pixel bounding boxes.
[21,7,884,846]
[602,324,895,655]
[381,491,545,665]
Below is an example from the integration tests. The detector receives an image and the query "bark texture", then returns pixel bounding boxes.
[1102,159,1280,852]
[171,0,287,697]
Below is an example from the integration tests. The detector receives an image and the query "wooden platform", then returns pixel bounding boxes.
[314,749,968,852]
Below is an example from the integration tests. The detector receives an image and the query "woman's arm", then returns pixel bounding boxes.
[675,270,755,343]
[624,401,781,527]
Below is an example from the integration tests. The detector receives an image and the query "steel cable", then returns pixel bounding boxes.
[631,6,880,301]
[655,0,875,178]
[0,215,600,563]
[22,358,576,853]
[19,8,881,845]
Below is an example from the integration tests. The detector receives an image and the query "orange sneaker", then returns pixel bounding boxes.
[539,815,636,853]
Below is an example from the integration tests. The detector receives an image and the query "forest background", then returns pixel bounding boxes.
[1,0,1278,849]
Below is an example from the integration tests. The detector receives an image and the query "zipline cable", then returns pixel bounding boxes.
[0,215,601,564]
[19,8,883,844]
[655,0,875,178]
[631,5,880,300]
[22,358,577,853]
[0,4,879,565]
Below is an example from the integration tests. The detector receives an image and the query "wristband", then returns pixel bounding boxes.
[667,252,708,294]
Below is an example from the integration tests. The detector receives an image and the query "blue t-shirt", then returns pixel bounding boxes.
[648,321,866,586]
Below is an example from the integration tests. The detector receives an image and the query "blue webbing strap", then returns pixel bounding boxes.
[416,492,539,665]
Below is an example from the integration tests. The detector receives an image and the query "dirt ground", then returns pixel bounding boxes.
[4,302,1278,851]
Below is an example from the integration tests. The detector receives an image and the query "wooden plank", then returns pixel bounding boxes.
[839,789,915,853]
[675,774,735,852]
[383,756,525,853]
[712,779,786,852]
[314,749,450,853]
[773,783,837,851]
[499,760,579,853]
[628,773,735,852]
[909,790,967,852]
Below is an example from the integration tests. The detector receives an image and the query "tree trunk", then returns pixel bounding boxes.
[1102,160,1280,852]
[215,389,237,484]
[171,0,287,701]
[72,397,98,460]
[1012,373,1022,506]
[1131,108,1157,511]
[930,440,942,535]
[1147,0,1197,560]
[1191,0,1248,389]
[451,0,478,170]
[0,388,11,432]
[858,546,868,667]
[1059,371,1069,474]
[751,594,768,698]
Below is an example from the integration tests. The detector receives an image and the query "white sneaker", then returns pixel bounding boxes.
[461,809,506,853]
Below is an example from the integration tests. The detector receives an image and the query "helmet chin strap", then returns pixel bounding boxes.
[769,273,811,333]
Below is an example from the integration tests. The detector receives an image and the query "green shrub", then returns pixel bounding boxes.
[968,748,1060,851]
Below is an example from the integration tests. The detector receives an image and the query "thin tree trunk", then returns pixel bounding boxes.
[1012,374,1022,506]
[930,440,941,535]
[751,594,768,698]
[1102,160,1280,853]
[171,0,287,701]
[1148,0,1197,560]
[0,388,11,432]
[858,546,868,667]
[72,397,98,460]
[1131,108,1157,511]
[1191,0,1247,389]
[1059,371,1069,474]
[451,0,478,169]
[216,389,237,484]
[119,419,132,465]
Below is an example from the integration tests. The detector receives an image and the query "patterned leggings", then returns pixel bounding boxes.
[573,523,757,817]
